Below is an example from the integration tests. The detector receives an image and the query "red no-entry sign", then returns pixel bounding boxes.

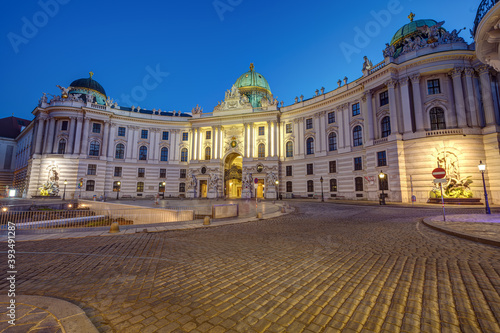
[432,168,446,179]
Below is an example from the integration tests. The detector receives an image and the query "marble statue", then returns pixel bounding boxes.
[56,85,70,98]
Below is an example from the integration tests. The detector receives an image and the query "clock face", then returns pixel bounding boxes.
[231,140,237,148]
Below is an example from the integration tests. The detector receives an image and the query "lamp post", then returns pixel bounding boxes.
[162,181,166,199]
[478,161,491,214]
[320,177,324,202]
[63,180,67,200]
[379,171,386,205]
[116,181,121,200]
[275,180,279,200]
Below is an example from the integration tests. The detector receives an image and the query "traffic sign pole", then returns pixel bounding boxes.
[440,183,446,221]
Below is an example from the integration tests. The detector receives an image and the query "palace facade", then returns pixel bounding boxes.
[12,15,500,204]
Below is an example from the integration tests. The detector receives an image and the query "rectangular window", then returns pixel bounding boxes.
[114,167,122,177]
[258,126,265,136]
[286,123,292,134]
[138,168,145,178]
[286,166,292,177]
[118,127,126,136]
[330,179,338,192]
[182,132,189,141]
[180,169,186,178]
[328,111,335,124]
[427,79,441,95]
[380,91,389,106]
[61,121,68,131]
[377,151,387,167]
[329,161,337,173]
[354,157,362,171]
[162,131,169,140]
[160,169,166,178]
[141,130,148,139]
[206,131,211,140]
[355,177,364,192]
[137,182,144,192]
[286,181,293,193]
[306,118,313,129]
[352,103,360,116]
[92,123,101,133]
[87,164,97,175]
[306,163,314,175]
[179,183,186,193]
[86,180,95,191]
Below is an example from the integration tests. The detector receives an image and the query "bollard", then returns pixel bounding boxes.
[109,222,120,233]
[204,216,211,225]
[257,212,263,219]
[281,207,286,213]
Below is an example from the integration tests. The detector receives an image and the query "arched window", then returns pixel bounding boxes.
[353,126,363,147]
[286,181,293,193]
[330,179,337,192]
[160,147,169,161]
[430,107,446,130]
[381,116,391,138]
[137,182,144,192]
[379,173,388,191]
[306,138,314,155]
[139,146,148,160]
[286,141,293,157]
[89,141,100,156]
[115,143,125,159]
[180,148,188,162]
[307,180,314,192]
[86,180,95,191]
[258,144,265,158]
[355,177,363,191]
[328,133,337,151]
[205,147,211,160]
[57,139,66,154]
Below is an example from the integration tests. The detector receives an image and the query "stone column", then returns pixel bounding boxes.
[410,75,425,132]
[337,108,345,148]
[293,119,300,156]
[478,65,497,126]
[73,116,83,155]
[450,68,468,127]
[399,77,413,133]
[212,126,217,159]
[464,68,479,127]
[267,121,272,158]
[67,116,76,154]
[126,126,133,159]
[44,117,56,154]
[314,113,322,152]
[219,127,224,160]
[273,120,279,157]
[171,129,178,161]
[151,128,158,161]
[342,104,350,147]
[131,127,139,159]
[107,124,116,158]
[299,117,305,156]
[444,75,458,128]
[244,123,248,158]
[386,79,400,134]
[80,117,91,156]
[102,121,110,157]
[35,115,46,154]
[249,123,254,158]
[363,91,375,140]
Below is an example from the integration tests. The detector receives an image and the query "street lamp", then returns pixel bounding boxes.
[116,181,121,200]
[320,177,324,202]
[275,180,279,200]
[379,171,386,205]
[63,180,67,200]
[162,181,166,199]
[478,161,491,214]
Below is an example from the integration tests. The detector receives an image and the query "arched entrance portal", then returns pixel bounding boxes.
[224,153,242,198]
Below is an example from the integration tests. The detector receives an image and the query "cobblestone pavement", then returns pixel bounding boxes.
[2,202,500,332]
[0,303,62,332]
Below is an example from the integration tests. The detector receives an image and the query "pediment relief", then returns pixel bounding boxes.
[326,124,339,133]
[424,97,448,111]
[350,117,364,126]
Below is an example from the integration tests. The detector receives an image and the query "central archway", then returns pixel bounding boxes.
[224,153,243,198]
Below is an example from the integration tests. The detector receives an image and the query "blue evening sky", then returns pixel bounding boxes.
[1,0,479,121]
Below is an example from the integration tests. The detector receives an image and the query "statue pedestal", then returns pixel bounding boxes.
[207,189,218,199]
[186,189,197,199]
[241,188,252,199]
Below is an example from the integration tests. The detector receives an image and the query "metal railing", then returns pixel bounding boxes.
[473,0,499,37]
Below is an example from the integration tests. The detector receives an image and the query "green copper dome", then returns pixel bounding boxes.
[234,64,273,108]
[390,19,438,45]
[70,76,106,96]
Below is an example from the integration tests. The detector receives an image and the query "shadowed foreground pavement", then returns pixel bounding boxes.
[1,202,499,332]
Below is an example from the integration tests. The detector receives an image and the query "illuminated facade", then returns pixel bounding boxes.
[14,15,500,204]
